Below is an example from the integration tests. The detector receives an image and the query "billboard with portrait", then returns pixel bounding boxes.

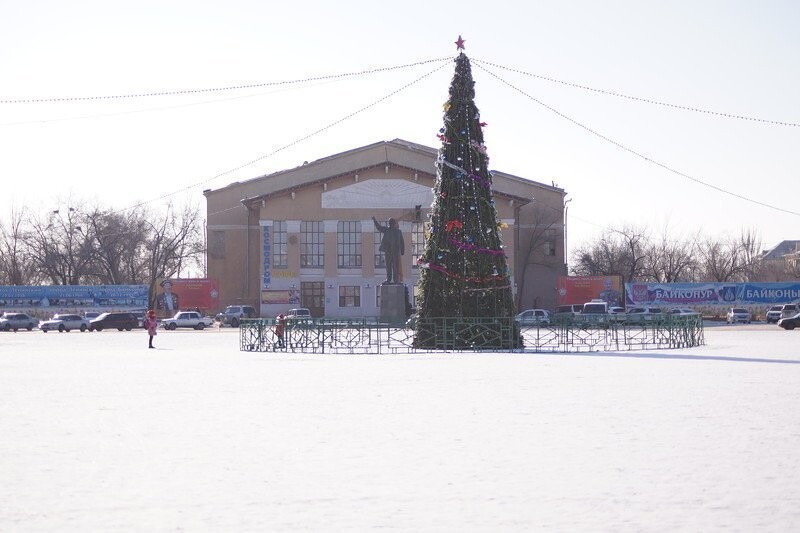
[557,276,624,307]
[155,278,219,312]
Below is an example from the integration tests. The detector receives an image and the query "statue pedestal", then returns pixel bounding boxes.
[379,284,406,326]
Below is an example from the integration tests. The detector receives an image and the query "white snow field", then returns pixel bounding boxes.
[1,325,799,531]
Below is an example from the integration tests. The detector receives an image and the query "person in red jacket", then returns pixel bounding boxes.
[274,314,286,349]
[143,309,158,349]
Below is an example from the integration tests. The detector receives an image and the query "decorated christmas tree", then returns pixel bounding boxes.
[414,37,518,348]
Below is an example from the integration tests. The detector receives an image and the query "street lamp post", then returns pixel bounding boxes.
[563,197,572,275]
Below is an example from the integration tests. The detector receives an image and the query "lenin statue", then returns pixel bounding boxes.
[372,216,405,284]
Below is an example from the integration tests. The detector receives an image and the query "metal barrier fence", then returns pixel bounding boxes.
[239,315,704,354]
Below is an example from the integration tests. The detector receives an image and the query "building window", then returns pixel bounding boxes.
[339,285,361,307]
[374,220,387,268]
[273,221,287,268]
[300,221,324,268]
[337,220,362,268]
[210,230,225,259]
[545,229,557,257]
[411,221,425,269]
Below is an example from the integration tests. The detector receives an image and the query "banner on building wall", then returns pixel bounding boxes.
[261,289,300,305]
[625,282,800,307]
[262,225,271,289]
[0,285,148,309]
[557,276,623,307]
[155,278,219,311]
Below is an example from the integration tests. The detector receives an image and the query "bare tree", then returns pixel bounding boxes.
[698,237,740,282]
[25,207,96,285]
[571,225,649,284]
[644,227,699,282]
[738,228,764,281]
[83,207,150,285]
[139,203,204,306]
[0,208,36,285]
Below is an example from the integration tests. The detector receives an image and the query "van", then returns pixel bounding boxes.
[582,299,608,315]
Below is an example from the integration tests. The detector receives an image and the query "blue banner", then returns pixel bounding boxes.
[626,282,800,307]
[0,285,148,309]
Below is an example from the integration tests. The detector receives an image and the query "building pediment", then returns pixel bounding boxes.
[321,178,434,209]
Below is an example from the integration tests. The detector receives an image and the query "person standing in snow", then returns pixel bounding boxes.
[274,313,286,349]
[143,309,158,349]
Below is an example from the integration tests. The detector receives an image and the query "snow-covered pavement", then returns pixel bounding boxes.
[2,326,799,531]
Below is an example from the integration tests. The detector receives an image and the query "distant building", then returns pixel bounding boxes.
[761,240,800,280]
[204,139,567,317]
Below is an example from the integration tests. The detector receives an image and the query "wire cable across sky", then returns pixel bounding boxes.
[473,61,800,218]
[472,57,800,128]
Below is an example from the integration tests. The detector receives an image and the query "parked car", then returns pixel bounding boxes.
[0,312,38,331]
[667,308,700,317]
[515,308,551,326]
[161,311,214,330]
[286,308,312,320]
[726,308,751,324]
[215,305,258,327]
[83,311,101,321]
[766,305,784,323]
[608,306,627,322]
[626,307,663,323]
[89,312,139,331]
[554,304,582,317]
[777,313,800,330]
[40,313,90,332]
[780,304,799,319]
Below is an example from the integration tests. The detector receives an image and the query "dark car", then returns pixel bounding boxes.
[777,313,800,330]
[89,312,139,332]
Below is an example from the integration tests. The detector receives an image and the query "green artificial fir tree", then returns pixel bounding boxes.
[414,38,519,348]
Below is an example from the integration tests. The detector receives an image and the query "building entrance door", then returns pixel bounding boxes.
[300,281,325,317]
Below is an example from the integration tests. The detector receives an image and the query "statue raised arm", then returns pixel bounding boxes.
[372,216,404,283]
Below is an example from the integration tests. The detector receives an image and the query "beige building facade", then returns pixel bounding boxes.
[204,139,567,318]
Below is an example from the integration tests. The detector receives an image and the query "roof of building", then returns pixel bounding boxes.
[762,240,800,260]
[204,138,564,201]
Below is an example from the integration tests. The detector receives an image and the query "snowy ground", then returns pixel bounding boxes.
[1,324,799,531]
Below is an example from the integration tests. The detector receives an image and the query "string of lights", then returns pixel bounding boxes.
[473,62,800,218]
[135,59,451,216]
[0,57,451,104]
[472,57,800,128]
[0,77,348,127]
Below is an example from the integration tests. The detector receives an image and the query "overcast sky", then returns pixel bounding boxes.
[2,0,798,254]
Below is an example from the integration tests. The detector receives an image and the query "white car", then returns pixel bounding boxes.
[515,309,551,326]
[726,308,751,324]
[766,305,784,323]
[40,314,91,332]
[161,311,214,330]
[0,313,39,331]
[626,306,663,323]
[608,306,626,322]
[667,308,700,317]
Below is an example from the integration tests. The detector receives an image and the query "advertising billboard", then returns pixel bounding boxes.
[625,282,800,307]
[557,276,623,307]
[261,289,301,305]
[0,285,148,311]
[155,278,219,313]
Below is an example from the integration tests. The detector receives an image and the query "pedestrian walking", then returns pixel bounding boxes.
[143,309,158,349]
